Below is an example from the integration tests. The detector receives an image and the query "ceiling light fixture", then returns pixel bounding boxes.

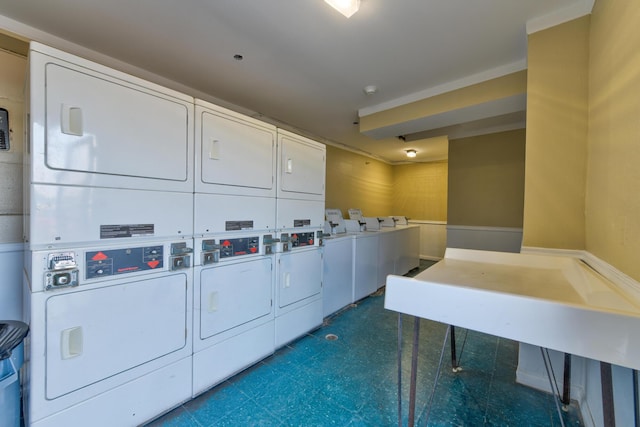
[406,149,417,158]
[363,85,378,95]
[324,0,360,18]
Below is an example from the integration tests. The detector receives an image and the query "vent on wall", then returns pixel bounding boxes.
[0,108,9,150]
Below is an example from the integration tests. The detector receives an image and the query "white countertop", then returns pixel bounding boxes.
[384,248,640,370]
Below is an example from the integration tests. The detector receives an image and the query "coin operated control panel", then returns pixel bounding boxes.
[281,230,324,250]
[42,242,194,291]
[201,236,261,265]
[45,252,79,291]
[170,242,193,271]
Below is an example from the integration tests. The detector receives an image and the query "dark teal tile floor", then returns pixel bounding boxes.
[146,261,583,426]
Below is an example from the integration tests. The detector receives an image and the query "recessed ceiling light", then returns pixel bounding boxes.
[363,85,378,95]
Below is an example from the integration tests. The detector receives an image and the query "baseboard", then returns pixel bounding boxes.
[583,251,640,302]
[520,246,586,258]
[447,225,522,253]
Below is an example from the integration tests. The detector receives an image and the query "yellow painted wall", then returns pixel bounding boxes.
[447,129,525,227]
[360,71,527,133]
[325,145,394,218]
[392,161,447,221]
[586,0,640,280]
[522,17,590,249]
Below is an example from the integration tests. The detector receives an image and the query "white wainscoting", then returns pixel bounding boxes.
[446,225,523,253]
[407,220,447,261]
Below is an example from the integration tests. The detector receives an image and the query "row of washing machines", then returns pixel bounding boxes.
[22,42,325,426]
[322,209,420,318]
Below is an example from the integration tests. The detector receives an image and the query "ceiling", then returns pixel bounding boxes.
[0,0,593,163]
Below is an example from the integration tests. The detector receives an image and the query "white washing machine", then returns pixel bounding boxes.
[352,231,379,302]
[322,209,354,317]
[376,228,398,289]
[394,224,421,275]
[274,232,323,348]
[23,239,194,427]
[322,234,354,317]
[192,231,276,396]
[275,199,324,348]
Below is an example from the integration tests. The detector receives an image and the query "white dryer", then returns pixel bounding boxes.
[274,234,323,348]
[192,232,275,396]
[26,43,194,248]
[194,99,277,198]
[276,129,325,203]
[23,239,194,427]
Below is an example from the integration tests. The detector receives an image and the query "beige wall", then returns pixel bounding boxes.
[360,71,527,133]
[0,48,26,243]
[325,145,394,218]
[392,161,447,221]
[447,129,525,228]
[522,17,590,249]
[586,0,640,281]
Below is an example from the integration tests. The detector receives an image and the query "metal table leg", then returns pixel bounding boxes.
[450,325,458,371]
[601,362,615,427]
[562,353,571,408]
[397,313,403,427]
[408,317,420,427]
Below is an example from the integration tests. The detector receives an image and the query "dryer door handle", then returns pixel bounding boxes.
[61,326,83,359]
[61,104,84,136]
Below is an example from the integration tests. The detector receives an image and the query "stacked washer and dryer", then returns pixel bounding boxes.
[22,43,326,426]
[191,100,278,396]
[273,130,326,348]
[23,43,195,426]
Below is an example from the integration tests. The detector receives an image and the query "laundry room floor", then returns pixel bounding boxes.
[146,260,583,426]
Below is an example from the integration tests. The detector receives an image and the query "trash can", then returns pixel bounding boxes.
[0,321,29,427]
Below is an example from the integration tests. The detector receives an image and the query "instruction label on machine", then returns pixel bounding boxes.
[293,219,311,227]
[100,224,155,239]
[225,220,254,231]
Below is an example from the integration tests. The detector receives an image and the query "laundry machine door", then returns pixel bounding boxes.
[196,101,276,196]
[277,130,325,200]
[30,46,193,191]
[277,248,322,310]
[198,257,273,340]
[44,273,188,399]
